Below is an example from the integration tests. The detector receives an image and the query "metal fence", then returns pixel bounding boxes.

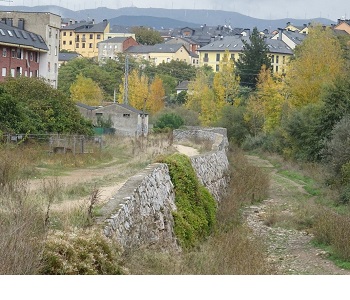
[1,133,103,155]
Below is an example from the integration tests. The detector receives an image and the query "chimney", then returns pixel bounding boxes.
[5,18,13,27]
[18,18,25,30]
[278,28,283,40]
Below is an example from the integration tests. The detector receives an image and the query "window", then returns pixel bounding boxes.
[69,31,73,36]
[216,64,220,72]
[276,55,279,64]
[82,43,85,48]
[63,31,66,36]
[11,49,16,58]
[89,34,93,39]
[30,71,33,77]
[69,41,72,45]
[204,53,208,62]
[275,65,279,72]
[24,70,28,77]
[123,113,130,118]
[2,67,6,76]
[76,43,79,48]
[282,56,285,64]
[56,30,58,39]
[30,52,33,61]
[55,46,57,56]
[271,55,274,63]
[97,34,101,39]
[49,45,51,55]
[63,41,66,45]
[16,48,21,59]
[54,63,57,73]
[231,54,235,61]
[48,62,51,72]
[2,48,7,57]
[49,27,52,38]
[216,53,220,62]
[10,68,15,77]
[89,43,93,48]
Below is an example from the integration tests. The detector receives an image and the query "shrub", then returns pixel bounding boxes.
[160,154,217,249]
[40,228,123,275]
[322,115,350,177]
[153,113,184,131]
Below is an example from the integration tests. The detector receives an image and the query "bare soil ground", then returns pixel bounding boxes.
[244,155,350,275]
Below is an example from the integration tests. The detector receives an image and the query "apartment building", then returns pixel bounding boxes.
[0,20,49,82]
[60,19,110,58]
[198,35,293,74]
[0,11,61,88]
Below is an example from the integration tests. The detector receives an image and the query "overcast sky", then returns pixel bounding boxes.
[6,0,350,22]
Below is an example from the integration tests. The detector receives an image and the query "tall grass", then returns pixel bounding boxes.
[0,150,48,274]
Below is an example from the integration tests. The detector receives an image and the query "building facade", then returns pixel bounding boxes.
[0,20,48,82]
[97,36,138,62]
[0,11,61,88]
[125,43,192,66]
[60,19,110,58]
[198,35,293,74]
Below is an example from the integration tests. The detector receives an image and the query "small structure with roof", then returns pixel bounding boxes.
[76,102,149,137]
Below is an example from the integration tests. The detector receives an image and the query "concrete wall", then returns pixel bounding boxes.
[97,127,230,251]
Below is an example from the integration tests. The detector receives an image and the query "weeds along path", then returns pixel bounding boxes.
[243,155,350,275]
[28,143,199,213]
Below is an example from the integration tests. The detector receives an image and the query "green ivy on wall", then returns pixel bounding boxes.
[160,153,217,249]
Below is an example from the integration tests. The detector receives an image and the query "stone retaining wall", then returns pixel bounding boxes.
[97,128,230,251]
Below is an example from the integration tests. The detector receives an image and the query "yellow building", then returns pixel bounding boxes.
[125,43,192,66]
[60,19,110,58]
[198,36,293,74]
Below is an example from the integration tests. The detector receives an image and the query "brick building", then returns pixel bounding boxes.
[0,20,48,81]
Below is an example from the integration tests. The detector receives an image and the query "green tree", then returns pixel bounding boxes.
[1,77,92,134]
[156,60,197,83]
[235,27,271,89]
[131,26,163,45]
[58,57,124,101]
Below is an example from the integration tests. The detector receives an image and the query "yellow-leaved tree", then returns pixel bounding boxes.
[286,25,344,108]
[70,74,103,106]
[147,76,165,114]
[118,69,149,110]
[186,69,216,126]
[254,65,286,132]
[213,50,240,107]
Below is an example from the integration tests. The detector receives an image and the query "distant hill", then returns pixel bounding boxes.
[109,15,200,29]
[0,5,336,30]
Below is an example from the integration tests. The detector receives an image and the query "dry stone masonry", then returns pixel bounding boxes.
[97,127,230,251]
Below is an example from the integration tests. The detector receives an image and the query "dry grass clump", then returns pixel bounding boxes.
[0,180,47,274]
[313,207,350,260]
[40,228,124,275]
[228,146,270,205]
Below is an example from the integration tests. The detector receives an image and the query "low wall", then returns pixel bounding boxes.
[97,128,230,251]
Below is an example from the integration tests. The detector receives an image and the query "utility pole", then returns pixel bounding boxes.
[123,54,129,105]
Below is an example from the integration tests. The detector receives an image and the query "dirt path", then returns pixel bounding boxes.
[244,155,350,275]
[29,143,198,209]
